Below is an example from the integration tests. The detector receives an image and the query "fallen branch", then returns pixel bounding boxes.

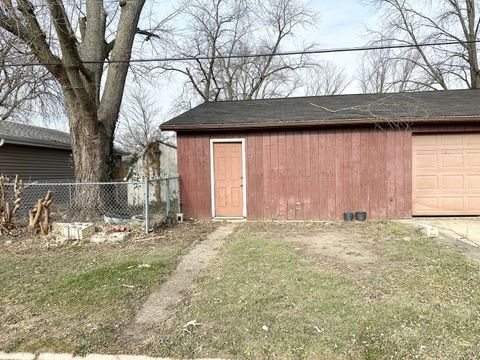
[29,190,53,235]
[0,175,24,234]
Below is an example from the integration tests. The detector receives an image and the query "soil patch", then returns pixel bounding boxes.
[288,231,379,266]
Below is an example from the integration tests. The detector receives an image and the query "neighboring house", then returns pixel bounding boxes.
[0,121,127,181]
[123,140,178,206]
[0,121,74,180]
[161,89,480,220]
[159,140,178,178]
[123,140,178,180]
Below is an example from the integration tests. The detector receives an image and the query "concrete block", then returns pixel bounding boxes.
[419,224,439,238]
[0,352,35,360]
[53,222,95,240]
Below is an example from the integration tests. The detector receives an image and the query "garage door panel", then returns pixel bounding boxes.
[415,153,438,169]
[413,133,480,216]
[467,198,480,210]
[441,197,464,210]
[415,197,439,210]
[466,153,480,167]
[442,175,464,189]
[440,152,463,168]
[415,175,438,190]
[440,134,463,146]
[467,175,480,189]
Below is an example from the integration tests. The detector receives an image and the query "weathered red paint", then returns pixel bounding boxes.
[176,123,480,220]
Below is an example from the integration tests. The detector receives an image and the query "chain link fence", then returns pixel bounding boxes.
[3,177,180,234]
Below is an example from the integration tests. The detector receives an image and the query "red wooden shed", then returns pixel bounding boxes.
[161,89,480,220]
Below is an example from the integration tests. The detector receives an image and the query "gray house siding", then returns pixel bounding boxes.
[0,143,74,180]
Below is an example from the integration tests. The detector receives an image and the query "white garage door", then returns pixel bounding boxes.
[412,133,480,216]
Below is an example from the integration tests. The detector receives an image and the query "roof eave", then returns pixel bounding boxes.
[160,115,480,132]
[2,138,72,150]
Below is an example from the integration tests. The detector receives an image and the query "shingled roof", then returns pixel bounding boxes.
[0,121,71,150]
[161,89,480,131]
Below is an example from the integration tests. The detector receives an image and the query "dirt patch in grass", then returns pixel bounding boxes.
[288,231,379,266]
[256,221,397,275]
[131,221,480,359]
[0,221,215,355]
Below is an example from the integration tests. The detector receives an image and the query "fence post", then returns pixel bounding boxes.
[176,175,181,215]
[166,178,170,219]
[144,176,150,234]
[68,184,72,206]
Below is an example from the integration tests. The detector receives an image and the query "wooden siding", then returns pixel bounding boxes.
[177,127,412,220]
[0,144,75,180]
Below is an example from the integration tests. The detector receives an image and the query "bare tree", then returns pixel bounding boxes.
[116,86,167,154]
[304,62,350,96]
[161,0,318,103]
[0,30,61,122]
[357,44,427,93]
[368,0,480,89]
[0,0,165,187]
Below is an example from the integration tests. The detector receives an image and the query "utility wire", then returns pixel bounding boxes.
[3,39,480,68]
[5,0,167,11]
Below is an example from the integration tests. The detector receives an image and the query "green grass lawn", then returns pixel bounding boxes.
[0,222,213,355]
[144,222,480,360]
[2,221,480,359]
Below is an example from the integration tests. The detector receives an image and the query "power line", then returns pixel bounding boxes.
[3,39,480,68]
[10,0,167,11]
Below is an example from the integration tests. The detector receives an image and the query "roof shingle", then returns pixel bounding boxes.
[0,121,71,149]
[161,89,480,130]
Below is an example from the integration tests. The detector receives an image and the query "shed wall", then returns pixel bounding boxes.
[0,144,75,180]
[177,127,412,220]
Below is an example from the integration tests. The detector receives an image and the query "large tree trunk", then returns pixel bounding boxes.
[65,94,113,182]
[64,93,115,218]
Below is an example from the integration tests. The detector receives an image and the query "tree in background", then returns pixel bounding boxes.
[161,0,320,103]
[357,44,423,93]
[304,62,350,96]
[116,86,169,155]
[0,30,60,122]
[366,0,480,90]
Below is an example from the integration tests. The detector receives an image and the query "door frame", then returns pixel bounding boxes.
[210,138,247,218]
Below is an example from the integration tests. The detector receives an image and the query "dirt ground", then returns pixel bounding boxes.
[0,221,216,255]
[288,231,379,266]
[253,222,393,276]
